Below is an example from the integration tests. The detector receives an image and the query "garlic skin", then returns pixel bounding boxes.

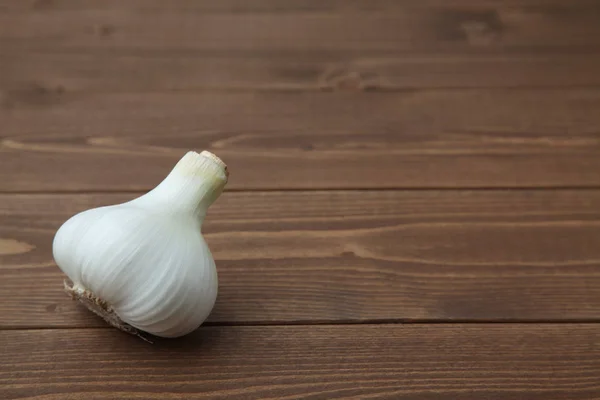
[52,151,228,338]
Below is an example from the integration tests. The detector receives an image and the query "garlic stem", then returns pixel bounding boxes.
[130,151,228,219]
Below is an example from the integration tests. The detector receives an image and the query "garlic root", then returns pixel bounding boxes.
[64,280,153,343]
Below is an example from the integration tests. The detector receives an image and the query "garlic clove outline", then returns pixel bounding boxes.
[52,150,228,339]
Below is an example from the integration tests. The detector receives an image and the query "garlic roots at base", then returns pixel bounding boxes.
[52,151,228,338]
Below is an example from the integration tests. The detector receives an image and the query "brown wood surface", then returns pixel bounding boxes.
[5,52,600,92]
[2,1,600,52]
[2,90,600,191]
[2,190,600,328]
[4,0,600,13]
[2,325,600,400]
[2,0,600,398]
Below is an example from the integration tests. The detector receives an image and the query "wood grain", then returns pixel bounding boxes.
[2,90,600,191]
[3,51,600,93]
[4,0,600,13]
[2,324,600,399]
[2,190,600,328]
[2,1,600,53]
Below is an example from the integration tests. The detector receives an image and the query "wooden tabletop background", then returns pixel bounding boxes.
[2,1,600,399]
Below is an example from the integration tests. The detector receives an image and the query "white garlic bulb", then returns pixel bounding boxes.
[52,151,228,339]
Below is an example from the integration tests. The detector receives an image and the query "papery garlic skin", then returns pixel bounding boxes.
[52,151,228,338]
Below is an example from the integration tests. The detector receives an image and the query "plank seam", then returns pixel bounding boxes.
[2,186,600,195]
[2,320,600,331]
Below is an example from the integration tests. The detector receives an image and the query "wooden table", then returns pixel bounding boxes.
[2,1,600,399]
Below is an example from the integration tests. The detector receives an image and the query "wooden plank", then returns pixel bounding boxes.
[1,324,599,399]
[2,190,600,328]
[2,2,600,53]
[4,0,600,13]
[3,51,600,93]
[1,90,600,191]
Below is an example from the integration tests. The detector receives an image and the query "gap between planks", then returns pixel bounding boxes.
[2,319,600,331]
[3,186,600,195]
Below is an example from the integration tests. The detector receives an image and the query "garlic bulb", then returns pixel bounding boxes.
[52,151,228,339]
